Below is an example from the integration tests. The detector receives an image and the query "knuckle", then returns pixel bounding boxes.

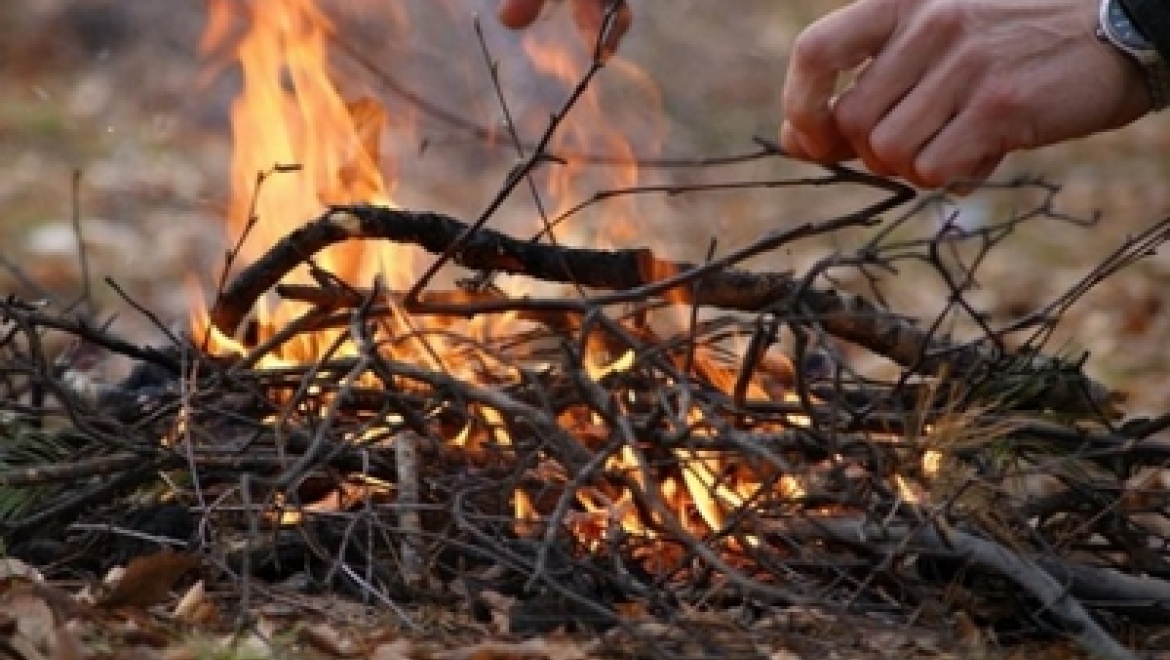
[915,155,974,189]
[919,169,951,189]
[893,0,929,12]
[832,94,874,140]
[969,84,1039,152]
[950,42,992,81]
[971,81,1027,124]
[912,153,953,188]
[790,27,834,70]
[918,0,966,37]
[783,94,821,127]
[869,128,914,168]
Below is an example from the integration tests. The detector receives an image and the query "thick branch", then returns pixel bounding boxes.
[775,516,1137,660]
[209,205,1113,413]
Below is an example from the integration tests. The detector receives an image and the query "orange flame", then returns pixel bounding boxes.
[197,1,844,562]
[200,0,411,360]
[517,33,662,250]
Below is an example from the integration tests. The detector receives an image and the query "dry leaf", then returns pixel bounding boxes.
[98,550,200,608]
[50,623,85,660]
[435,638,597,660]
[172,580,203,619]
[4,590,55,655]
[477,590,514,635]
[101,566,126,588]
[0,557,44,582]
[371,639,415,660]
[613,601,648,620]
[953,610,984,649]
[299,622,357,658]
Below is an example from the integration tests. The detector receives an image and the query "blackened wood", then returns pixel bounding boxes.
[209,205,1114,414]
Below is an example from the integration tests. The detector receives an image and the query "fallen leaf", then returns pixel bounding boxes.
[613,601,648,620]
[0,557,43,582]
[50,623,84,660]
[4,590,54,655]
[173,580,219,626]
[434,638,597,660]
[173,580,203,619]
[299,622,357,658]
[953,610,984,649]
[371,639,415,660]
[98,550,200,608]
[476,590,514,635]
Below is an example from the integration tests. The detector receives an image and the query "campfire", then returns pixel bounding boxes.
[5,2,1170,659]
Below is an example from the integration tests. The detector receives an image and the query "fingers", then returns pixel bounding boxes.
[783,0,1011,189]
[837,74,1000,188]
[833,12,965,177]
[570,0,632,56]
[859,51,969,185]
[945,154,1003,195]
[498,0,548,28]
[780,119,856,162]
[914,89,1023,188]
[498,0,631,54]
[781,0,900,161]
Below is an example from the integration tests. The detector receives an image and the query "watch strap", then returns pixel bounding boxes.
[1148,56,1170,109]
[1119,0,1170,61]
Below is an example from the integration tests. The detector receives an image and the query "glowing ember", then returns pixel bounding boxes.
[195,0,851,556]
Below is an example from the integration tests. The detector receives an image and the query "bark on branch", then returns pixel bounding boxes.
[209,205,1114,414]
[775,516,1137,660]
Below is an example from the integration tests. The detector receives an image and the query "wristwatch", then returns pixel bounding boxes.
[1098,0,1170,110]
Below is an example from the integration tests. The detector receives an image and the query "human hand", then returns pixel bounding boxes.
[497,0,632,55]
[780,0,1151,188]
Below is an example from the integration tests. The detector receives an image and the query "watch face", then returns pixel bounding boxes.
[1106,0,1154,51]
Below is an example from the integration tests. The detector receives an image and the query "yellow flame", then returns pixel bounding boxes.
[199,0,410,360]
[195,1,843,559]
[586,348,636,381]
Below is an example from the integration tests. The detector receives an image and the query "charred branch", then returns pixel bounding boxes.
[209,205,1114,414]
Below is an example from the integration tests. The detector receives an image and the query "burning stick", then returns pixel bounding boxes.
[209,204,1116,415]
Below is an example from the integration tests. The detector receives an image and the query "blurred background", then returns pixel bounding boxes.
[2,0,1170,412]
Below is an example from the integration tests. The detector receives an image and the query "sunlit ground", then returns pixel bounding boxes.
[2,0,1170,415]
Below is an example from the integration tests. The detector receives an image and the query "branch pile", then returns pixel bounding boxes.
[3,184,1170,659]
